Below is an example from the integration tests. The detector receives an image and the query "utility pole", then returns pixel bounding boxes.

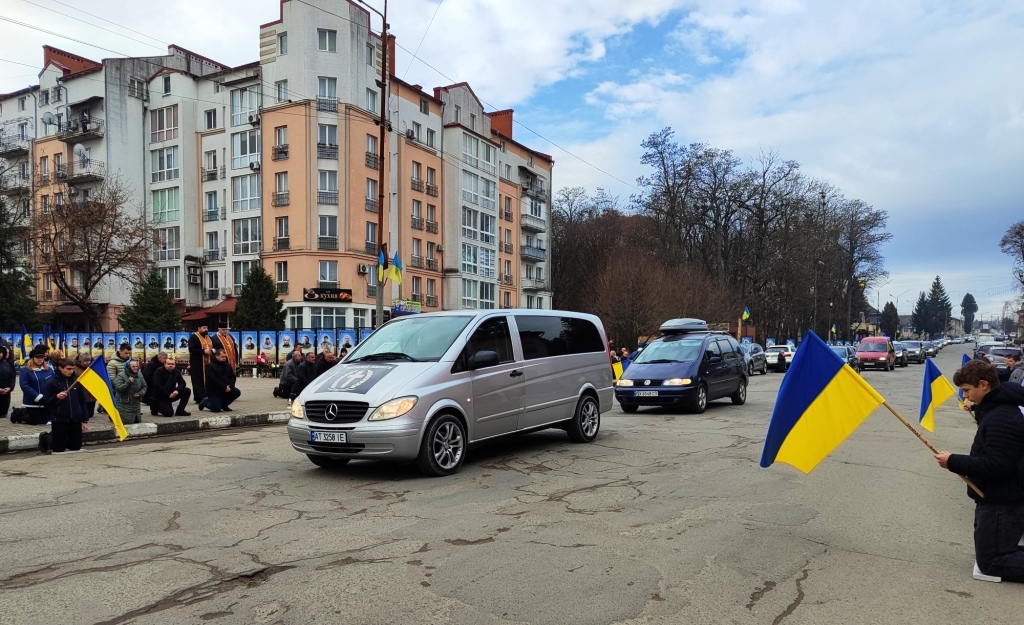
[360,1,389,328]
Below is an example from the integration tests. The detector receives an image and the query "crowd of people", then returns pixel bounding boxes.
[272,344,346,404]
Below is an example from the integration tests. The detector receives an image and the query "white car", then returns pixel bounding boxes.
[765,345,796,371]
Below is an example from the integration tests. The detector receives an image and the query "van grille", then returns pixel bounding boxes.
[310,443,366,454]
[304,401,369,423]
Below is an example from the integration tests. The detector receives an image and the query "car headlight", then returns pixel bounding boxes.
[616,379,634,387]
[663,378,691,386]
[290,401,305,420]
[368,396,418,421]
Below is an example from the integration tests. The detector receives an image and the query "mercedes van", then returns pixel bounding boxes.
[287,310,614,476]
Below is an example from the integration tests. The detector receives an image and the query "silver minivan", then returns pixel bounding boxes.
[287,309,614,476]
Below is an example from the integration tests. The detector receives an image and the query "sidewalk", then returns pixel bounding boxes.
[1,373,292,453]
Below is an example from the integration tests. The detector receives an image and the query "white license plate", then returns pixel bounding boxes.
[311,431,347,443]
[634,390,659,397]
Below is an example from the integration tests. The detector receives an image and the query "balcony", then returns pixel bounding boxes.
[367,284,378,297]
[365,198,378,213]
[203,248,226,262]
[317,97,339,112]
[501,243,513,254]
[521,245,547,262]
[272,191,290,207]
[0,174,30,195]
[364,241,377,255]
[0,136,29,157]
[365,152,380,169]
[318,236,339,251]
[43,290,53,301]
[410,255,423,268]
[521,213,547,232]
[201,167,222,182]
[153,248,181,262]
[273,236,290,251]
[411,293,423,303]
[502,210,513,221]
[272,144,289,161]
[203,207,225,222]
[128,84,149,100]
[204,288,219,300]
[277,281,289,295]
[68,160,106,183]
[411,216,424,230]
[426,258,438,271]
[499,273,514,286]
[317,190,338,205]
[318,280,338,289]
[426,183,438,197]
[522,277,548,290]
[425,220,438,234]
[425,295,438,307]
[411,178,424,192]
[522,181,546,198]
[317,143,338,159]
[58,118,105,144]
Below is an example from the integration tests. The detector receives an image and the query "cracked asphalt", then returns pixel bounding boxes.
[2,346,1021,624]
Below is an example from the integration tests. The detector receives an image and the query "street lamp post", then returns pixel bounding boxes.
[889,289,910,337]
[812,260,824,336]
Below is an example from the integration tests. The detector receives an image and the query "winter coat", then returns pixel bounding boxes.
[205,359,237,399]
[142,355,164,389]
[19,365,55,407]
[1009,362,1024,386]
[151,366,189,403]
[946,384,1024,504]
[43,373,89,423]
[293,360,317,396]
[314,354,338,378]
[107,354,129,383]
[113,365,147,421]
[0,355,15,394]
[280,357,301,386]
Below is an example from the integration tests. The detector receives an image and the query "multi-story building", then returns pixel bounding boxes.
[1,0,553,332]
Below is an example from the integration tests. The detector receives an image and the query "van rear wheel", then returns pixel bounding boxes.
[567,395,600,443]
[307,454,350,469]
[414,414,466,477]
[731,380,747,405]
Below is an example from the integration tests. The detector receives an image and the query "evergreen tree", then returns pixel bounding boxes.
[925,276,952,336]
[911,292,931,338]
[879,301,900,338]
[0,199,37,329]
[233,264,286,330]
[960,293,978,334]
[119,268,182,331]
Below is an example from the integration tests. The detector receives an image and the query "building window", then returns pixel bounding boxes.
[454,105,461,123]
[276,216,289,239]
[318,76,337,98]
[318,261,338,289]
[18,97,26,111]
[151,187,180,222]
[205,109,217,129]
[231,130,261,169]
[230,88,258,126]
[39,156,49,178]
[289,307,304,329]
[278,32,288,55]
[461,207,478,240]
[231,174,261,212]
[461,170,479,205]
[154,226,180,261]
[162,75,171,94]
[317,29,337,52]
[462,279,477,308]
[150,105,178,142]
[275,172,288,193]
[233,217,261,255]
[479,213,495,243]
[427,203,436,224]
[366,221,377,246]
[412,122,421,140]
[205,191,218,212]
[461,243,478,274]
[426,128,436,148]
[366,88,377,112]
[366,42,375,65]
[318,123,337,146]
[412,199,422,218]
[311,306,346,329]
[151,147,179,182]
[275,80,288,103]
[481,178,496,211]
[419,98,429,114]
[412,276,422,297]
[505,164,512,180]
[40,90,49,105]
[426,167,436,186]
[159,267,181,298]
[319,215,337,238]
[233,260,255,293]
[427,279,436,297]
[319,170,338,192]
[470,113,476,131]
[479,282,495,309]
[275,261,288,288]
[479,248,495,278]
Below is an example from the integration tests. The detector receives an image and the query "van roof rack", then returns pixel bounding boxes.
[659,318,709,335]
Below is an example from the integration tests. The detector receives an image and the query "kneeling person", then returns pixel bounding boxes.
[151,357,192,417]
[201,348,241,413]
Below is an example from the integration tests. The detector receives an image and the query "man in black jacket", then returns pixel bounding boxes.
[290,351,317,400]
[200,348,241,413]
[150,357,192,417]
[935,359,1024,582]
[142,352,168,415]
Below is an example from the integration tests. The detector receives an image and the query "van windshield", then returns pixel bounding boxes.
[346,315,473,362]
[858,343,888,353]
[633,338,703,364]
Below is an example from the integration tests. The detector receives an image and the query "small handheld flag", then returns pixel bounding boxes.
[742,306,751,321]
[919,359,958,432]
[957,354,971,405]
[76,356,128,441]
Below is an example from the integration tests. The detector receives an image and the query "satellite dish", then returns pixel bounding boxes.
[73,144,88,159]
[41,112,55,125]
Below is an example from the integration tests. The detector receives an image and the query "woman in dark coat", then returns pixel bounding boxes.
[0,346,15,419]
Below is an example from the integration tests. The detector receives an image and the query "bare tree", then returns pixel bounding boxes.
[999,220,1024,291]
[33,176,150,330]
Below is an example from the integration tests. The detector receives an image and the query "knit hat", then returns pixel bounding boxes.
[29,345,47,358]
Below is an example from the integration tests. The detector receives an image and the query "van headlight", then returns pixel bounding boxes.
[290,401,305,420]
[368,396,418,421]
[616,379,633,387]
[663,378,691,386]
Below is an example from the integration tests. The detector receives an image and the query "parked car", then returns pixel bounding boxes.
[288,309,614,476]
[901,340,926,364]
[983,347,1024,381]
[765,344,796,372]
[856,337,896,371]
[892,342,909,367]
[615,319,747,414]
[975,342,1005,360]
[922,341,938,358]
[830,345,861,373]
[739,343,769,376]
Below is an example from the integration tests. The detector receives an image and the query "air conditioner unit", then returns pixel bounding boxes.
[187,266,201,277]
[222,287,232,296]
[405,129,415,139]
[357,264,369,275]
[188,275,201,284]
[248,113,260,126]
[249,161,261,171]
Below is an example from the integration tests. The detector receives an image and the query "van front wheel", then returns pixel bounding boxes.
[415,414,466,477]
[567,395,600,443]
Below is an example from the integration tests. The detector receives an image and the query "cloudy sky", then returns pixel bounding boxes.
[2,0,1022,325]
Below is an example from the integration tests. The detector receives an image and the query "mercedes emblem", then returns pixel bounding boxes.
[325,403,339,421]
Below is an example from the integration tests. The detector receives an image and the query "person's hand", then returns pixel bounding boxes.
[962,402,974,413]
[132,393,139,398]
[170,391,178,399]
[226,386,231,392]
[81,422,89,433]
[205,348,212,355]
[934,452,951,469]
[57,391,67,400]
[0,387,9,394]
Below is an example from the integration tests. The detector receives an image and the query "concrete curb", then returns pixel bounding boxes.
[0,411,291,453]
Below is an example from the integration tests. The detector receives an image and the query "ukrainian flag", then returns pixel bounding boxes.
[919,359,958,432]
[742,306,751,321]
[956,354,970,405]
[760,331,885,473]
[377,246,388,283]
[77,356,128,441]
[389,251,403,286]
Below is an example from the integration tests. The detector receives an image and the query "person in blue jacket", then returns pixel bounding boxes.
[18,345,54,425]
[44,358,90,453]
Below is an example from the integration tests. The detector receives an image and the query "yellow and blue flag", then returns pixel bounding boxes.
[919,359,958,432]
[760,331,885,473]
[20,324,30,362]
[956,353,971,405]
[742,306,751,321]
[831,323,837,335]
[77,356,128,441]
[377,246,389,283]
[389,252,403,286]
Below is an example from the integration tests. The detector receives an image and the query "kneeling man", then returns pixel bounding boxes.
[150,357,192,417]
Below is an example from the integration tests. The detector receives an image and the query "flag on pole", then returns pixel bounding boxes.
[389,252,403,286]
[831,323,837,335]
[760,330,885,473]
[20,324,30,361]
[957,353,971,405]
[377,245,389,283]
[76,356,128,441]
[742,306,751,321]
[919,359,958,433]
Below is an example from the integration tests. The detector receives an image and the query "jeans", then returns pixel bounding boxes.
[202,388,241,412]
[975,502,1024,582]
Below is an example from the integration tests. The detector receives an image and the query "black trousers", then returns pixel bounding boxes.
[51,420,83,452]
[975,502,1024,582]
[153,388,192,417]
[0,392,10,417]
[203,388,241,412]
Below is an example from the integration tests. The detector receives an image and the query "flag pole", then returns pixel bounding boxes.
[882,401,984,498]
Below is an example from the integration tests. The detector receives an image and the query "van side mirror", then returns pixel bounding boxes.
[468,350,500,370]
[707,355,722,365]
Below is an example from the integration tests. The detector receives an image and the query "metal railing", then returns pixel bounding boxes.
[426,258,438,271]
[521,213,547,231]
[522,182,546,197]
[272,144,289,160]
[365,152,380,169]
[317,190,338,205]
[521,245,546,262]
[501,243,513,254]
[272,191,290,207]
[128,84,149,100]
[411,294,423,303]
[0,137,29,155]
[318,236,339,250]
[58,118,105,142]
[365,198,378,212]
[205,288,219,300]
[425,295,438,307]
[425,220,438,233]
[411,216,424,230]
[502,210,513,221]
[202,168,219,182]
[522,277,548,290]
[277,282,289,294]
[274,236,290,251]
[411,178,424,192]
[317,143,338,159]
[366,284,377,297]
[0,174,30,194]
[153,249,181,262]
[318,280,338,289]
[410,255,423,268]
[203,248,225,262]
[499,273,514,286]
[426,183,438,197]
[68,160,106,182]
[317,97,339,112]
[364,242,377,255]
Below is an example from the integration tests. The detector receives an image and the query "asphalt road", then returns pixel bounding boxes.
[2,345,1020,625]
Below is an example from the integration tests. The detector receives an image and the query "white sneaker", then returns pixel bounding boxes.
[973,562,1002,582]
[51,450,70,455]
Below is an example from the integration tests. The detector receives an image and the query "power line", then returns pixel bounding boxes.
[401,0,443,81]
[19,0,167,52]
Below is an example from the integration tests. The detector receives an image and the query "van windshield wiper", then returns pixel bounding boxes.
[348,352,420,362]
[641,358,685,364]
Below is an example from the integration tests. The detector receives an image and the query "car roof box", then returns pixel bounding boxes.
[660,318,709,334]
